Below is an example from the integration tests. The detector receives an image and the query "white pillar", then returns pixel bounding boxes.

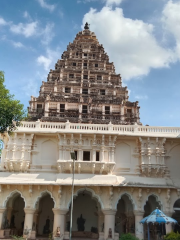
[92,149,96,162]
[52,208,68,237]
[98,211,104,233]
[164,211,174,234]
[0,208,6,229]
[133,210,144,240]
[103,209,116,240]
[23,208,36,237]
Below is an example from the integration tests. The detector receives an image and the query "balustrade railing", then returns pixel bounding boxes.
[18,121,180,136]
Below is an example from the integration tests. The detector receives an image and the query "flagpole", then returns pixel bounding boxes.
[147,224,150,240]
[69,152,76,240]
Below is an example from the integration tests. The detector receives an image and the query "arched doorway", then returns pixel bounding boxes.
[3,192,25,236]
[172,199,180,232]
[143,195,162,240]
[115,194,135,236]
[67,190,100,239]
[35,193,55,237]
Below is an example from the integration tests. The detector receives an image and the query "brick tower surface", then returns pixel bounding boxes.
[28,23,141,125]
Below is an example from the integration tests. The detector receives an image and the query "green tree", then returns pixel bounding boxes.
[0,71,25,134]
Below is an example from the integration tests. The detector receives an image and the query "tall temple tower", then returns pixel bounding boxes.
[28,23,141,125]
[1,23,180,240]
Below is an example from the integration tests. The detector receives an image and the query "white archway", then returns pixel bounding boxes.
[33,190,56,209]
[143,193,163,212]
[3,190,26,207]
[66,187,104,209]
[34,190,55,236]
[115,192,136,210]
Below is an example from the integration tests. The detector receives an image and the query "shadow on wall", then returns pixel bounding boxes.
[166,145,180,178]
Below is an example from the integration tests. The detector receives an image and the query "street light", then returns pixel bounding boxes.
[69,152,76,240]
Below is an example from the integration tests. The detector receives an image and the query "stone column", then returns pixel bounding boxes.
[33,211,38,229]
[92,148,96,162]
[0,208,6,229]
[98,211,104,233]
[101,147,104,162]
[52,208,68,237]
[133,210,144,240]
[164,211,174,234]
[23,208,36,237]
[103,209,116,240]
[44,102,49,117]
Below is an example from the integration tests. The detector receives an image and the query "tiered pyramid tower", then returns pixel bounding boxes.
[28,23,141,125]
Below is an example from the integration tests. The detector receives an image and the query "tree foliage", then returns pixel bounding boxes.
[0,71,25,134]
[164,231,180,240]
[120,233,140,240]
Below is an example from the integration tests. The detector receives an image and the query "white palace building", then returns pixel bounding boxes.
[0,23,180,240]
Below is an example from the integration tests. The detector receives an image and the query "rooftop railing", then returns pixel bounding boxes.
[17,121,180,137]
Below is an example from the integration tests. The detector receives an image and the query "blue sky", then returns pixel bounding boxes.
[0,0,180,127]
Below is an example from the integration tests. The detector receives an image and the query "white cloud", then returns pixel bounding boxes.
[12,41,24,48]
[77,0,99,3]
[22,79,39,97]
[9,19,54,44]
[0,17,8,26]
[41,23,55,45]
[135,95,148,100]
[162,0,180,59]
[23,11,32,21]
[23,11,29,18]
[37,55,51,71]
[83,6,175,80]
[105,0,123,6]
[59,9,64,19]
[37,0,55,12]
[10,21,38,37]
[37,48,61,71]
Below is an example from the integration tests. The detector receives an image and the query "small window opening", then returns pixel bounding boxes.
[93,54,95,58]
[105,106,110,115]
[84,53,87,57]
[84,63,87,67]
[100,89,105,95]
[65,87,71,93]
[82,89,88,94]
[69,74,74,78]
[82,105,88,114]
[97,75,102,80]
[83,151,90,161]
[127,109,132,117]
[76,52,78,56]
[73,62,76,66]
[37,104,43,113]
[96,151,100,161]
[83,75,88,79]
[37,104,42,109]
[95,63,98,67]
[60,104,65,112]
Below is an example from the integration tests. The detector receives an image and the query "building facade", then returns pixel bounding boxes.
[0,23,180,240]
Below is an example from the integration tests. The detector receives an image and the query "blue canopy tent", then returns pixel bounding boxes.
[140,208,177,240]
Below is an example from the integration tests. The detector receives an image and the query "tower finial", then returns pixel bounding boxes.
[84,22,89,30]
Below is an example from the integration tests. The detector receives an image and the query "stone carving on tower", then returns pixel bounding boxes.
[28,23,141,125]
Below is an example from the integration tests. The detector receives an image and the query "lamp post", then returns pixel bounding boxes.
[69,152,76,240]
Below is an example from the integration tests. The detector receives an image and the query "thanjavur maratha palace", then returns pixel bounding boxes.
[1,23,180,240]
